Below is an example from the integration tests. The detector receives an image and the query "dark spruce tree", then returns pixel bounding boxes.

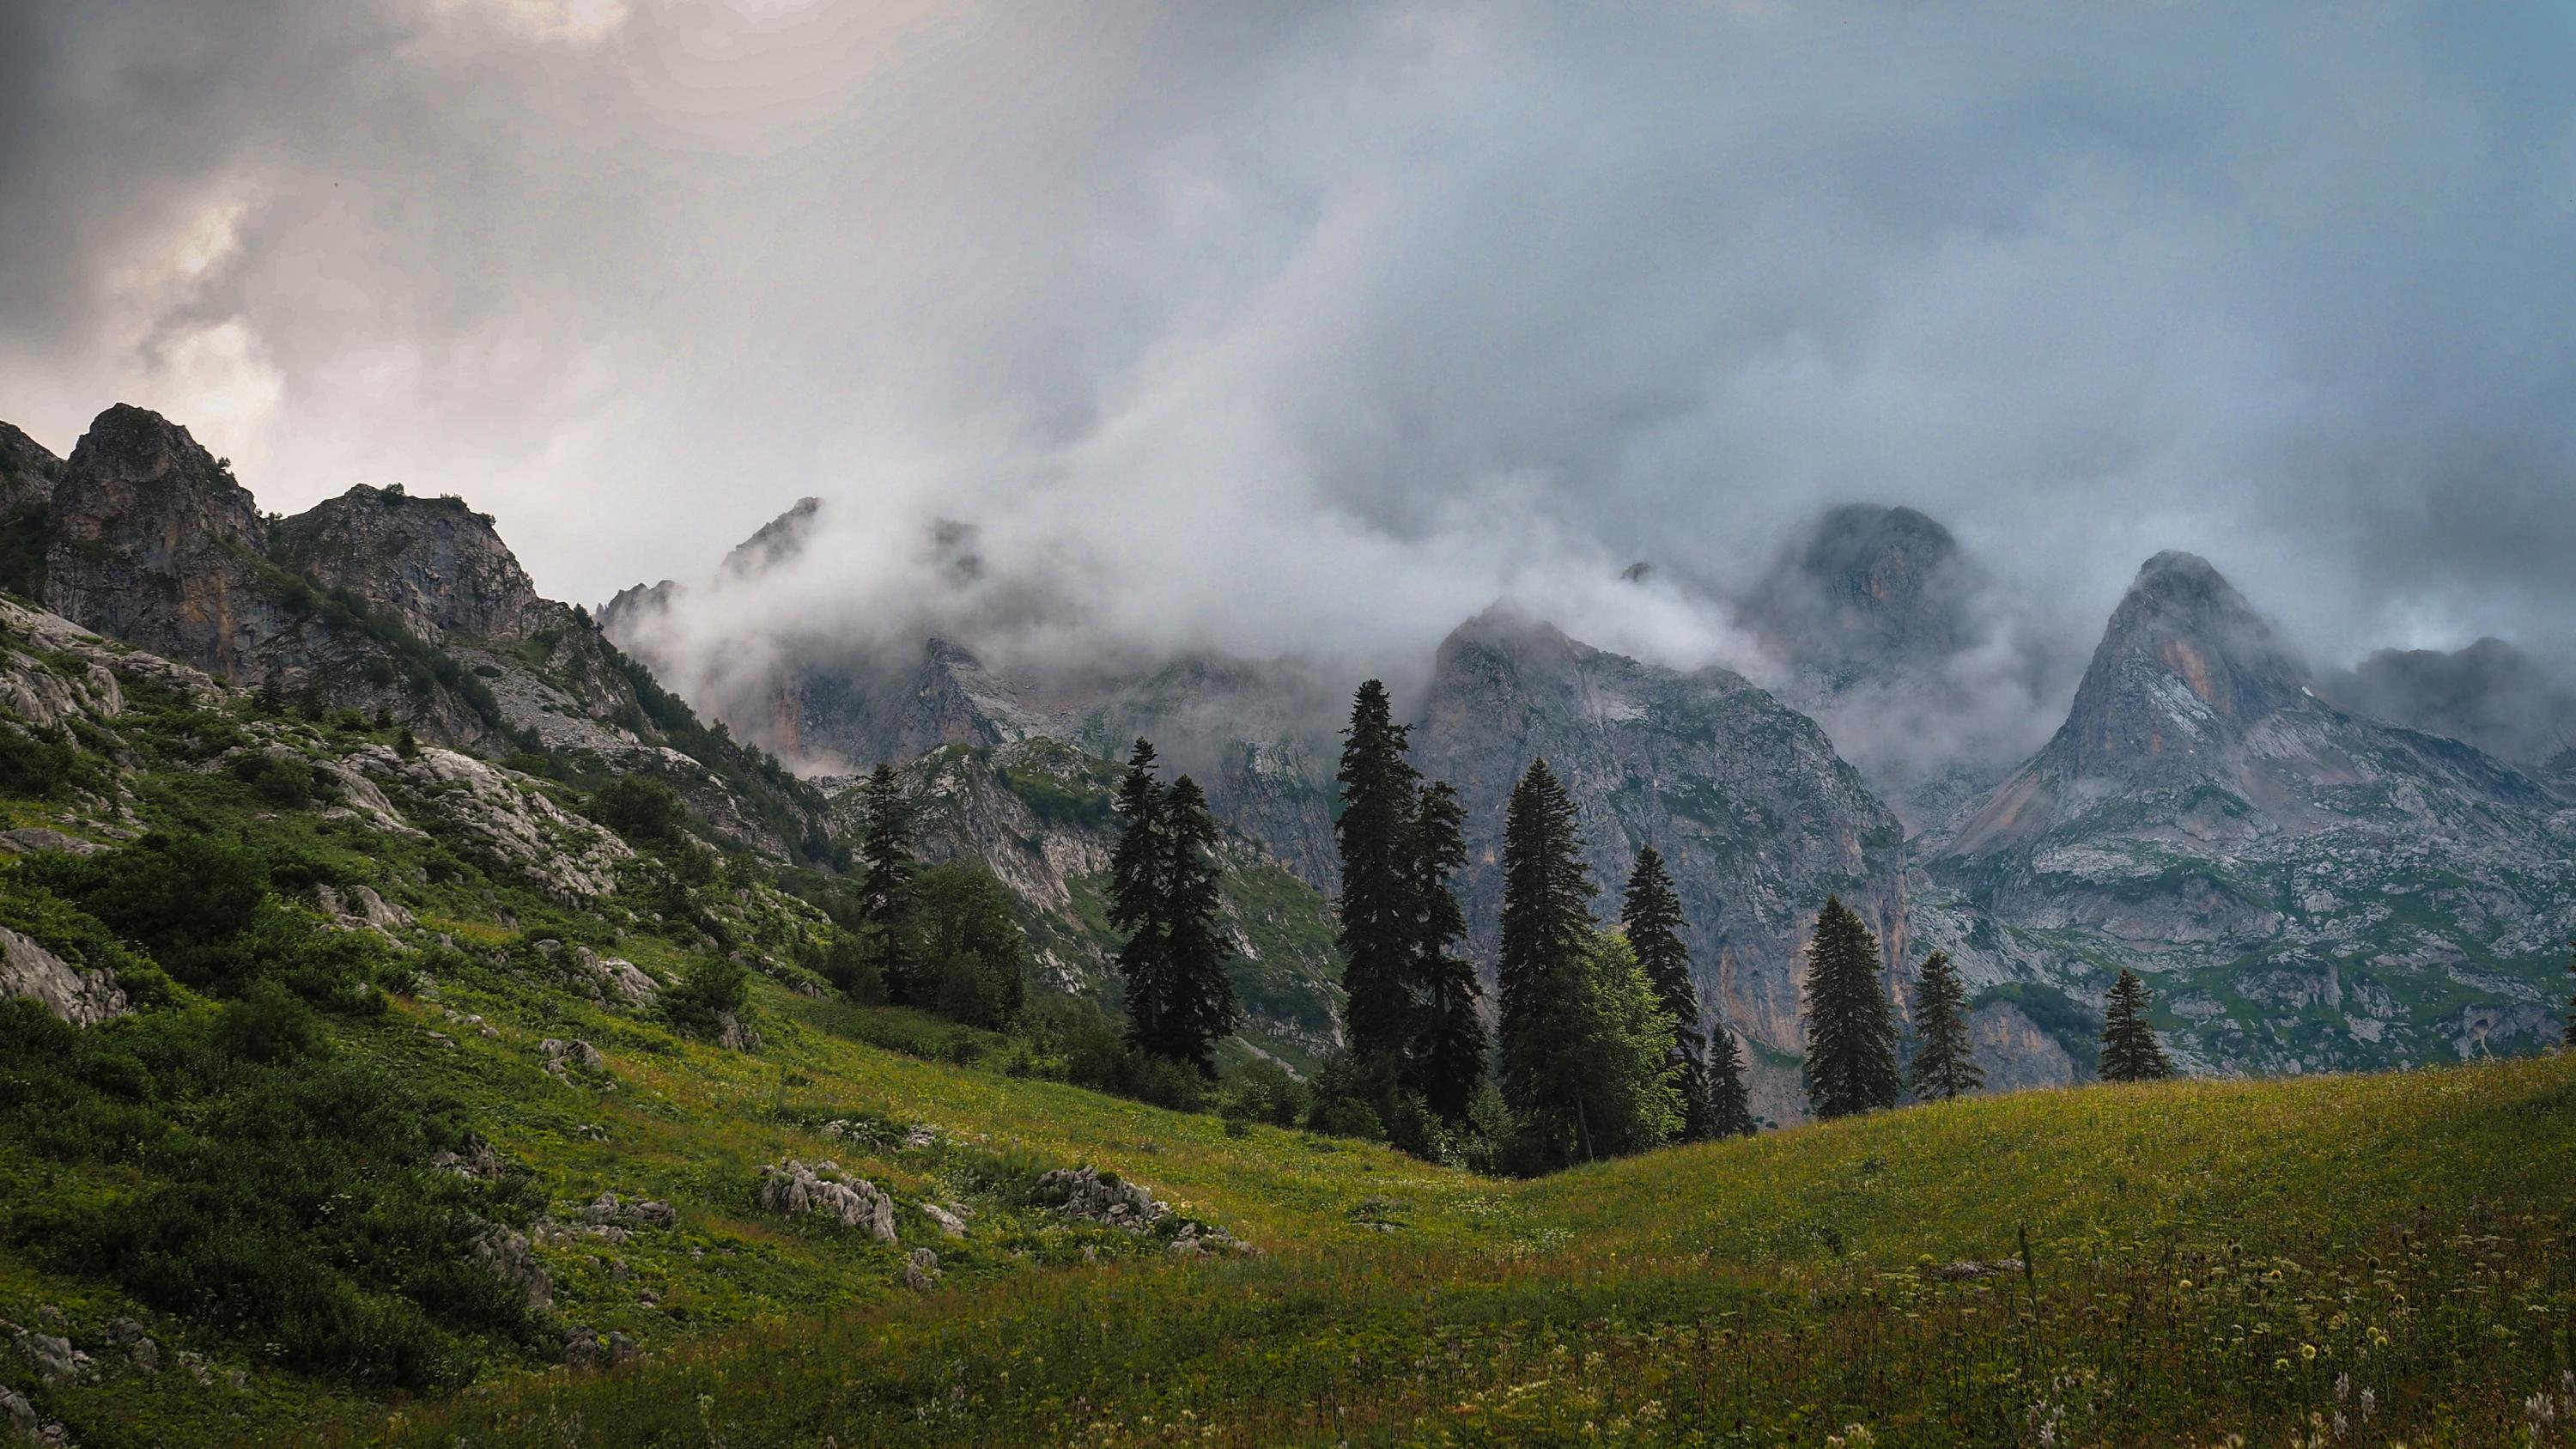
[1801,896,1902,1119]
[2098,968,2175,1082]
[1705,1019,1758,1138]
[1496,758,1601,1166]
[856,763,923,1002]
[1406,778,1485,1120]
[1145,775,1242,1075]
[1622,846,1713,1139]
[1905,950,1982,1103]
[1334,679,1424,1072]
[1108,739,1170,1051]
[2563,937,2574,1047]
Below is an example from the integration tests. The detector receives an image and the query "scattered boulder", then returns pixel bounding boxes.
[175,1349,212,1385]
[1169,1223,1255,1258]
[902,1125,939,1150]
[756,1160,896,1242]
[629,1199,677,1229]
[469,1224,553,1309]
[571,947,657,1009]
[11,1329,89,1385]
[431,1139,507,1181]
[1930,1259,2025,1282]
[920,1202,967,1240]
[1,925,130,1027]
[902,1247,941,1293]
[539,1038,605,1074]
[0,827,104,858]
[0,1385,33,1437]
[714,1010,761,1053]
[1034,1166,1166,1230]
[106,1318,157,1374]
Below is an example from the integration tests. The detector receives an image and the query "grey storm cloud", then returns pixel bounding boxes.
[4,0,2574,712]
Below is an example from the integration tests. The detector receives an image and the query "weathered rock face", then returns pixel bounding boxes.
[0,925,130,1027]
[348,744,633,901]
[272,484,556,645]
[1924,551,2576,1074]
[1745,504,1978,672]
[0,422,59,514]
[43,405,275,678]
[719,496,821,581]
[1412,606,1911,1058]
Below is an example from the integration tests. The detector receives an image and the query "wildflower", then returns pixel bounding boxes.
[2300,1342,2318,1362]
[2335,1373,2349,1402]
[2330,1411,2347,1440]
[2360,1388,2376,1422]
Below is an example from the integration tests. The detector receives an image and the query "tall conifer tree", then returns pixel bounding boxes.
[1108,740,1170,1051]
[1148,776,1242,1075]
[1705,1019,1758,1138]
[1801,896,1902,1119]
[1905,950,1982,1102]
[1406,779,1485,1119]
[1334,679,1423,1069]
[857,764,922,1001]
[1497,758,1597,1117]
[1622,846,1713,1139]
[2098,968,2175,1082]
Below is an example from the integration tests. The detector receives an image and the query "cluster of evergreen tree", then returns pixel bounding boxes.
[1329,681,1490,1135]
[1105,740,1243,1075]
[821,764,1026,1030]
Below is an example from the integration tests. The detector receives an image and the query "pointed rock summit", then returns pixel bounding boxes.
[1747,503,1975,672]
[273,484,556,645]
[43,405,270,675]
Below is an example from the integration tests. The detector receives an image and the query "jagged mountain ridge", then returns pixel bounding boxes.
[1921,551,2576,1074]
[10,404,834,863]
[2318,636,2576,793]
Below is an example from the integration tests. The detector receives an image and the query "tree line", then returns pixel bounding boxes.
[831,680,2185,1172]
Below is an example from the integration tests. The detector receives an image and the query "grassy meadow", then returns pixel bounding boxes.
[331,988,2574,1448]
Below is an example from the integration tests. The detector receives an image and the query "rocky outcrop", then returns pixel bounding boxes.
[756,1160,897,1241]
[271,484,556,645]
[468,1224,552,1309]
[1924,552,2576,1074]
[1413,606,1911,1058]
[1033,1166,1166,1229]
[42,405,272,678]
[348,745,632,899]
[0,421,58,514]
[0,926,130,1027]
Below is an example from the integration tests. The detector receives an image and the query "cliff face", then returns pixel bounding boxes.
[1413,607,1911,1059]
[43,405,276,679]
[273,484,558,645]
[1923,551,2576,1074]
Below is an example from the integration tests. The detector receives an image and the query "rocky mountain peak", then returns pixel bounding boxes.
[720,497,823,582]
[272,484,556,643]
[42,405,270,673]
[2059,551,2309,770]
[1749,502,1974,670]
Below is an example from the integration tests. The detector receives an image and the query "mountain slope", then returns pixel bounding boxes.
[1924,551,2576,1072]
[2320,636,2576,792]
[1413,606,1911,1107]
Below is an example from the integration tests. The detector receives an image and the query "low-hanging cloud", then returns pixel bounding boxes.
[6,0,2575,740]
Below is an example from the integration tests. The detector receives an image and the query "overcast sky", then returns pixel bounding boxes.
[4,0,2573,686]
